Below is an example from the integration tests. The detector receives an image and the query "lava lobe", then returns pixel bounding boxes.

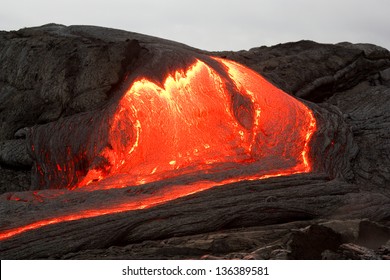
[29,56,316,191]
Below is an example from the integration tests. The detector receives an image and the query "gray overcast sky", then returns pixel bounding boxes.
[0,0,389,51]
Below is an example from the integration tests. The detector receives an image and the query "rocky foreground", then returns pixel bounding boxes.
[0,24,389,259]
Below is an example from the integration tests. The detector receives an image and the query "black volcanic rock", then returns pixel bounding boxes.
[0,25,389,259]
[0,24,142,140]
[214,41,390,102]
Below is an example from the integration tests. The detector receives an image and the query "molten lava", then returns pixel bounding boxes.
[0,56,316,241]
[78,57,316,189]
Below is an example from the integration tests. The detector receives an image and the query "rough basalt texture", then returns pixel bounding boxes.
[0,24,390,259]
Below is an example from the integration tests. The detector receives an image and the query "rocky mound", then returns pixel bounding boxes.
[0,24,389,259]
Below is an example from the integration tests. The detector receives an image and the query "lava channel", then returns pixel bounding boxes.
[0,57,316,241]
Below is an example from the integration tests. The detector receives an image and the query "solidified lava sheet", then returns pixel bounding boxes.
[0,56,316,241]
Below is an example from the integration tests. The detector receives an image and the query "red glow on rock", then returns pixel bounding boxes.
[0,57,317,241]
[6,194,28,202]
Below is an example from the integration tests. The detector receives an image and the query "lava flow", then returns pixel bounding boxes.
[0,56,316,241]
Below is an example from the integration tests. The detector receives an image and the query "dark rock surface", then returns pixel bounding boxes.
[0,24,389,259]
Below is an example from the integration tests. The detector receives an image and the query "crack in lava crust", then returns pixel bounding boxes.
[0,57,316,241]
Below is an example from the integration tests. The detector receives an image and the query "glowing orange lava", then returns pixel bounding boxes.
[0,57,316,241]
[78,57,316,189]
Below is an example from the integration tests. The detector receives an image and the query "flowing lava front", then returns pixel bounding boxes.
[0,57,316,241]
